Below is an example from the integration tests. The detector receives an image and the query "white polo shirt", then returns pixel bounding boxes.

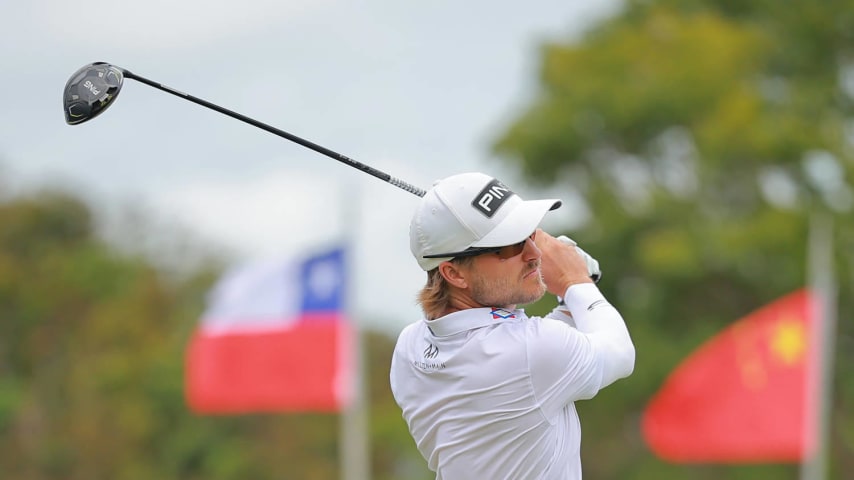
[389,283,634,480]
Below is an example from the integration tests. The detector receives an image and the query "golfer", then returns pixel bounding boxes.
[390,172,635,479]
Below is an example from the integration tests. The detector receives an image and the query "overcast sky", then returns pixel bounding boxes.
[0,0,620,333]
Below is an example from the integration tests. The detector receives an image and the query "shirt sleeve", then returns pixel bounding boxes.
[544,303,576,328]
[528,283,635,419]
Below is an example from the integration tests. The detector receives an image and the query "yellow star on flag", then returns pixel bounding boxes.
[770,316,806,366]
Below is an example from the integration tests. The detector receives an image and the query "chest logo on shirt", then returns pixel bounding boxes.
[414,343,446,371]
[490,308,515,319]
[423,343,439,359]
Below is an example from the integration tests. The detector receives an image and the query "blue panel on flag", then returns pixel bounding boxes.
[300,248,346,313]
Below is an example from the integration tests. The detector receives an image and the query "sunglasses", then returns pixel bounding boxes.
[423,233,535,260]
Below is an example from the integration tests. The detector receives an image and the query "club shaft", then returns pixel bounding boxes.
[122,70,426,197]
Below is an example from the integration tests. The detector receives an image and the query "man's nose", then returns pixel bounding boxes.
[522,236,541,261]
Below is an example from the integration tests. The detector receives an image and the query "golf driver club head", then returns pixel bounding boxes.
[63,62,124,125]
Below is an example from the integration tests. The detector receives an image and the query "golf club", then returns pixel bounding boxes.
[62,62,602,282]
[62,62,427,197]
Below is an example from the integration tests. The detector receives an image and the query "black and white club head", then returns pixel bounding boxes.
[63,62,124,125]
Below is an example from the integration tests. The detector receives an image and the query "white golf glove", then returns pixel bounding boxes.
[556,235,601,284]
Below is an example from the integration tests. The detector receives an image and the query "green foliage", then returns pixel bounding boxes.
[498,0,853,478]
[0,189,428,479]
[4,2,854,478]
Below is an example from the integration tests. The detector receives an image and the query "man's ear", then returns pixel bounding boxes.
[438,261,468,289]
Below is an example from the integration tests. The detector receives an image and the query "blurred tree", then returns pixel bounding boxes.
[0,188,428,479]
[495,1,853,479]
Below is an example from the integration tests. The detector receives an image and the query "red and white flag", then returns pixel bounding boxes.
[185,247,353,414]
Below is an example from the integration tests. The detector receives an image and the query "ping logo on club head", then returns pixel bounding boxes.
[472,179,515,218]
[82,80,101,96]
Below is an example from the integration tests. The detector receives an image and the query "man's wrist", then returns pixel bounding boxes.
[556,279,595,305]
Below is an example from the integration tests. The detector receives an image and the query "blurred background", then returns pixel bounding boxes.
[1,0,852,478]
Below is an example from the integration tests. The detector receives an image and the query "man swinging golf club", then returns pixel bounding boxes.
[62,63,635,477]
[390,172,635,480]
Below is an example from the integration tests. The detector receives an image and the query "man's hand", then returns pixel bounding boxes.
[556,235,601,284]
[534,229,595,297]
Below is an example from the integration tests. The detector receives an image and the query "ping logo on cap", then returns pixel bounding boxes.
[472,179,515,218]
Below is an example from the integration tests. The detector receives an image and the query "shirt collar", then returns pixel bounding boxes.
[426,307,524,337]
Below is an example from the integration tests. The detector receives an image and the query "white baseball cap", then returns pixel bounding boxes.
[409,172,562,271]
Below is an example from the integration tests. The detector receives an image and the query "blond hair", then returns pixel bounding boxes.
[416,257,473,320]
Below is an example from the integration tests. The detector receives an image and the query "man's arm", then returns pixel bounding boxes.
[561,283,635,388]
[531,230,635,402]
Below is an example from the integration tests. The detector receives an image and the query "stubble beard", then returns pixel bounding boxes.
[469,260,547,308]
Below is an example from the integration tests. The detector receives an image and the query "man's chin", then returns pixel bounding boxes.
[517,287,547,307]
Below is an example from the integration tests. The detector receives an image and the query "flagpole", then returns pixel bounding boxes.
[339,178,370,480]
[340,325,369,480]
[799,210,837,480]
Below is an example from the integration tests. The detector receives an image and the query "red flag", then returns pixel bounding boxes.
[185,247,353,413]
[641,289,819,463]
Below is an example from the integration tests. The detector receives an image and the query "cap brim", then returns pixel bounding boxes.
[470,198,561,248]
